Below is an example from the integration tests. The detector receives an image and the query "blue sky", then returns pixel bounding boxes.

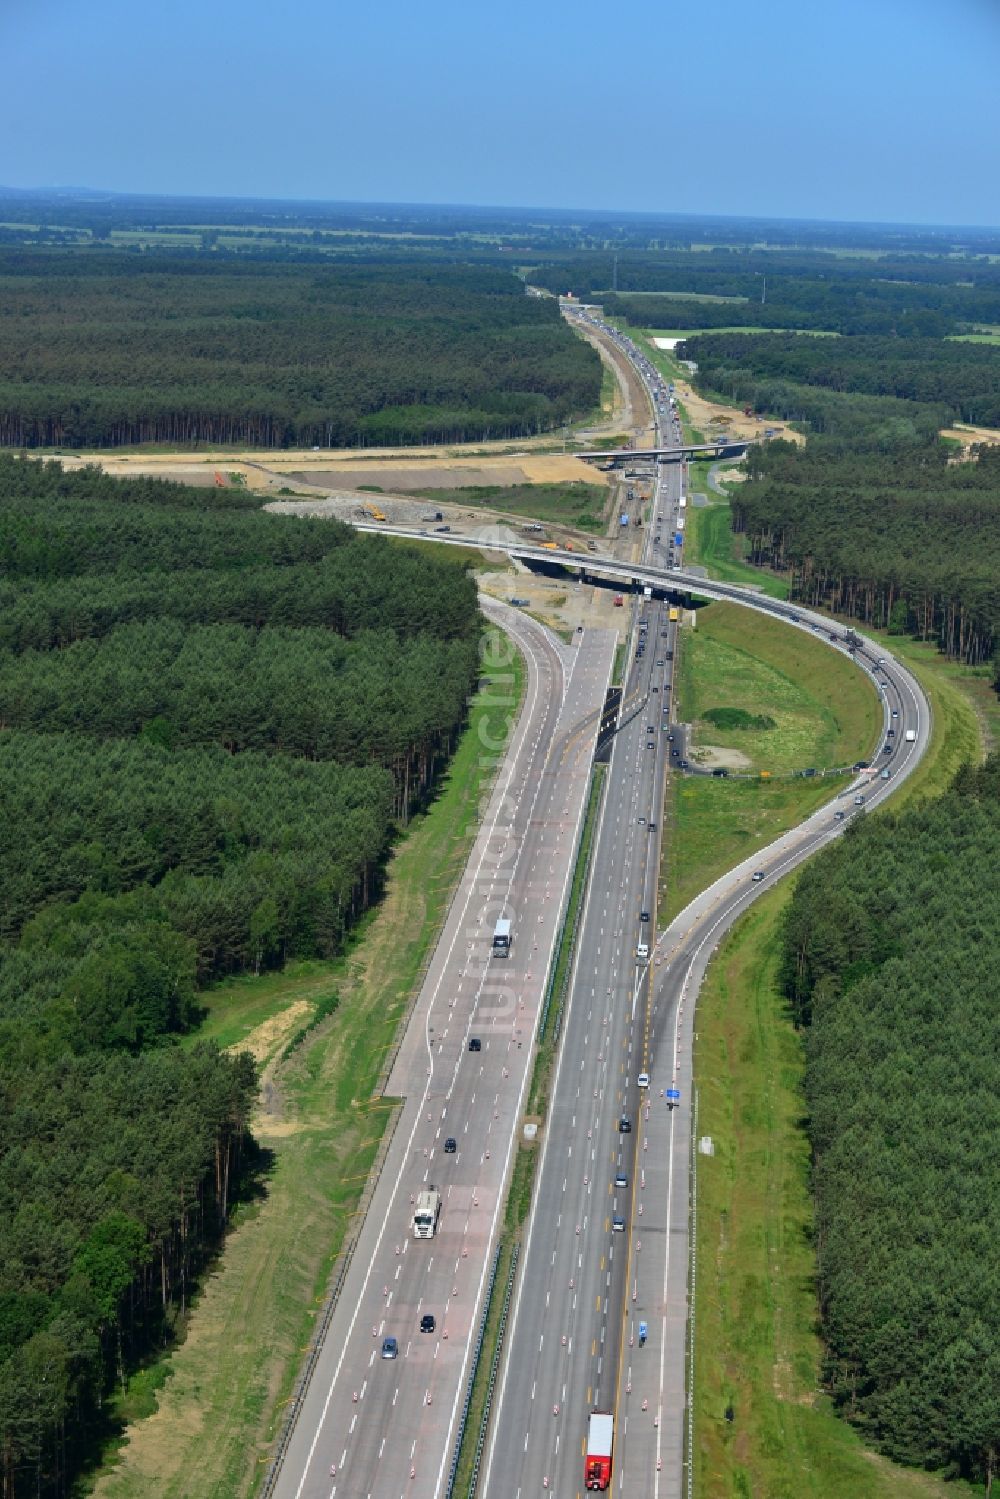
[4,0,999,225]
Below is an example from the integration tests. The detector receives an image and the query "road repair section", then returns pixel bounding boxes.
[270,599,615,1499]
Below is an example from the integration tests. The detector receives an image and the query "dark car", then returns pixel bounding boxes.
[751,871,765,883]
[711,768,729,778]
[641,910,650,922]
[883,743,893,754]
[853,761,870,772]
[468,1037,482,1053]
[381,1336,399,1359]
[680,759,690,770]
[834,810,846,822]
[443,1137,457,1153]
[420,1314,436,1333]
[619,1117,632,1134]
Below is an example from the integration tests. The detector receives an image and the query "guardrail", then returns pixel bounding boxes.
[258,1102,402,1498]
[467,1241,520,1499]
[443,1239,503,1499]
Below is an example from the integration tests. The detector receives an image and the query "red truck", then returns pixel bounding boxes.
[585,1410,614,1489]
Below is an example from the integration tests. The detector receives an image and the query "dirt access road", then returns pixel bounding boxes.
[53,308,652,498]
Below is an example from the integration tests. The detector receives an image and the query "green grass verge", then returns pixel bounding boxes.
[689,587,990,1498]
[92,645,526,1499]
[683,460,789,598]
[661,604,878,920]
[599,359,618,417]
[692,886,976,1499]
[389,535,514,572]
[679,604,879,776]
[663,775,837,923]
[409,481,609,531]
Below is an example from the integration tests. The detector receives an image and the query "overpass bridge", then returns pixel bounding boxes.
[342,521,815,633]
[581,439,751,464]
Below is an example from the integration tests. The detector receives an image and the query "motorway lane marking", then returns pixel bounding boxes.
[293,608,569,1487]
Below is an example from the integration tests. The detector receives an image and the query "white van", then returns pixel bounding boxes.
[636,941,649,960]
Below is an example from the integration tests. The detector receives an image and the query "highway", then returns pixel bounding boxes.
[268,312,931,1499]
[479,324,683,1496]
[268,599,616,1499]
[476,314,931,1498]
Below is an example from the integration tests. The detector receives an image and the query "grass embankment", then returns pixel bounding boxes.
[391,535,515,573]
[684,462,788,599]
[662,603,878,920]
[690,611,988,1498]
[451,764,606,1494]
[412,480,610,531]
[598,358,618,418]
[94,645,525,1499]
[691,886,977,1499]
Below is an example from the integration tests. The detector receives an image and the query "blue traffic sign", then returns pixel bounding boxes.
[666,1088,680,1100]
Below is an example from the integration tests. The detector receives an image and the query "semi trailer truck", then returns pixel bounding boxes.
[585,1411,614,1489]
[492,918,512,957]
[413,1187,441,1239]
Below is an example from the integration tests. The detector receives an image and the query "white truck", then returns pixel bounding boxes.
[492,917,512,958]
[413,1187,442,1239]
[905,727,916,743]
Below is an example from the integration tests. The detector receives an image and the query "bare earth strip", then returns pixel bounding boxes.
[939,420,1000,451]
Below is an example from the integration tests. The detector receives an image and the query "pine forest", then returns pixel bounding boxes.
[0,455,483,1495]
